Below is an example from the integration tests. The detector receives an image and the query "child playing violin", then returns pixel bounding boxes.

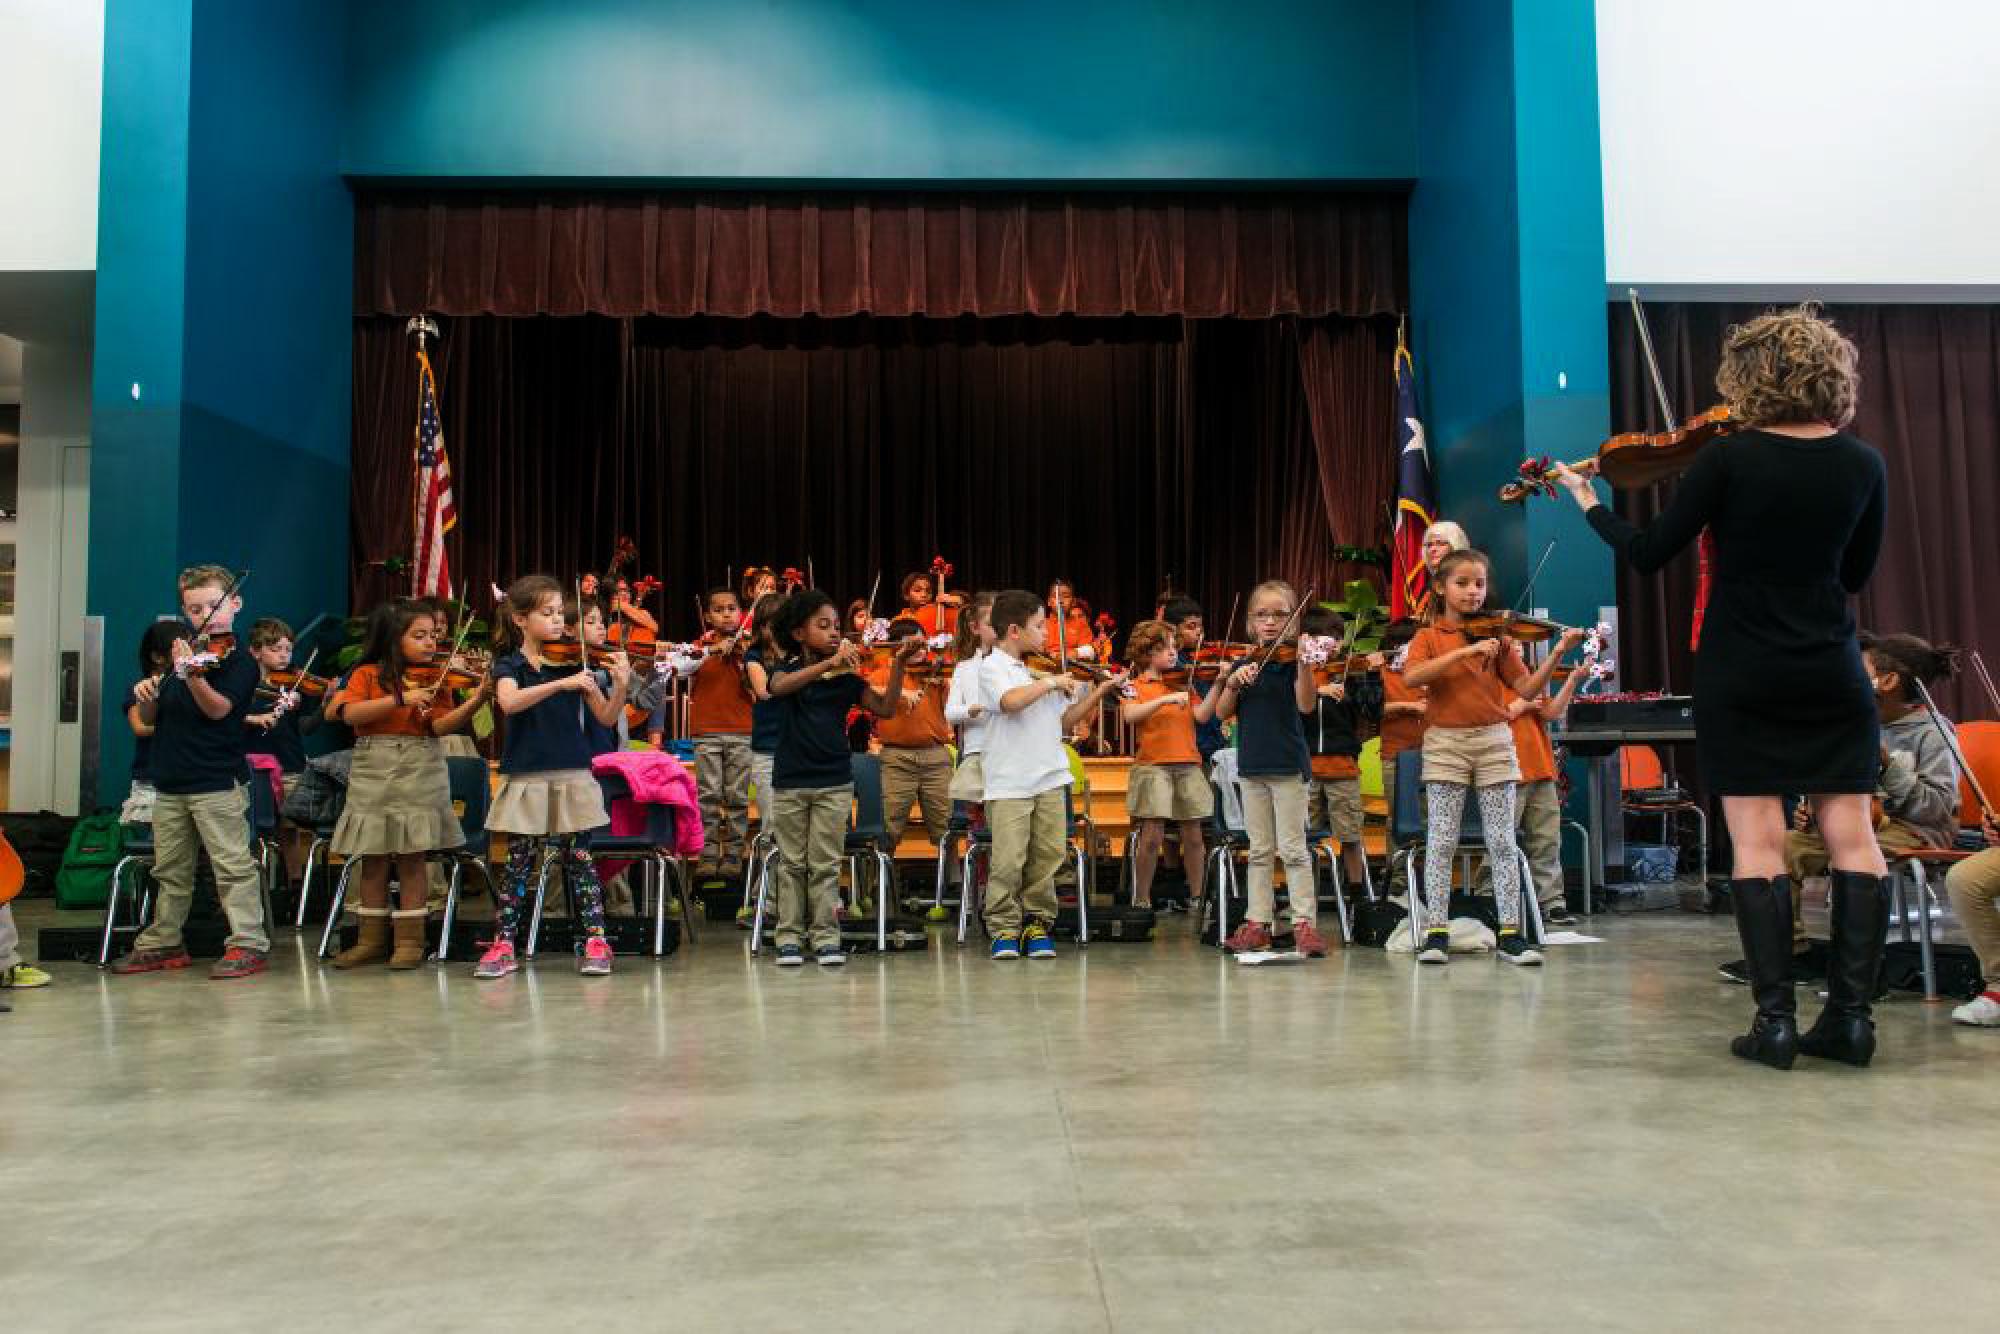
[244,617,322,887]
[981,590,1124,960]
[475,576,629,979]
[1209,581,1326,957]
[110,565,271,979]
[1161,597,1228,764]
[900,568,963,638]
[1120,619,1214,909]
[323,599,491,970]
[669,589,755,881]
[738,592,787,927]
[764,591,922,965]
[1300,607,1382,908]
[1043,579,1098,660]
[1401,550,1582,966]
[571,594,645,757]
[121,620,193,825]
[871,615,955,872]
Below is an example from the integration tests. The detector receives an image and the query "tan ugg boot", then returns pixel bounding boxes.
[389,909,429,970]
[333,908,392,969]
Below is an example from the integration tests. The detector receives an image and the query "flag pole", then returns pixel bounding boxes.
[406,316,439,596]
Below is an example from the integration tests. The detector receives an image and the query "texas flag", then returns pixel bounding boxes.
[1389,337,1436,620]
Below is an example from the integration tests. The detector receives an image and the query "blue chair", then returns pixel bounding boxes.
[318,756,491,961]
[524,771,692,959]
[954,786,1092,948]
[1193,778,1250,948]
[750,754,898,955]
[1390,750,1544,943]
[294,781,348,928]
[247,772,283,921]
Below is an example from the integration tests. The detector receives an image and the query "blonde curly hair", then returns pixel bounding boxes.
[1715,304,1859,429]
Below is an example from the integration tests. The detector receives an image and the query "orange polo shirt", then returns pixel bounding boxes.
[1404,624,1528,730]
[688,654,753,736]
[870,665,951,748]
[1129,678,1201,766]
[1504,684,1559,783]
[1378,666,1426,763]
[329,663,433,738]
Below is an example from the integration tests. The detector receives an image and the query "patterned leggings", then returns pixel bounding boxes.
[1422,781,1522,931]
[493,834,605,943]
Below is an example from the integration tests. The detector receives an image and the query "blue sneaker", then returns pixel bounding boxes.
[775,944,805,967]
[990,936,1021,960]
[1023,925,1056,960]
[816,944,847,967]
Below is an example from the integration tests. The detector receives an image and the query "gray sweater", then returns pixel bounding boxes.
[1879,710,1961,848]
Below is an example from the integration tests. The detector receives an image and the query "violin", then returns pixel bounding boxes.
[173,631,239,679]
[401,662,486,693]
[259,668,331,696]
[1457,611,1569,644]
[1500,405,1744,503]
[1023,650,1123,686]
[538,638,637,672]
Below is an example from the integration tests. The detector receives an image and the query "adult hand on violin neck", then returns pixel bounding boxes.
[1549,460,1599,506]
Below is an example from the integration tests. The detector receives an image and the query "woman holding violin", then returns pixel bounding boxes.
[1551,305,1890,1071]
[323,598,491,970]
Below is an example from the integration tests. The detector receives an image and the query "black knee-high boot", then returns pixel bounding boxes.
[1728,877,1799,1070]
[1799,869,1890,1067]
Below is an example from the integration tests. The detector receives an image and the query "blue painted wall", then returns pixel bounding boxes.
[90,0,350,804]
[343,0,1416,181]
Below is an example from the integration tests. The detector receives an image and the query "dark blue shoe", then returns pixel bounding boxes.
[816,944,847,967]
[1024,925,1056,960]
[990,936,1021,960]
[775,944,805,967]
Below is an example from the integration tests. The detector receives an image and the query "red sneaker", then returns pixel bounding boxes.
[1221,920,1273,953]
[209,947,269,980]
[109,947,194,975]
[1291,919,1329,958]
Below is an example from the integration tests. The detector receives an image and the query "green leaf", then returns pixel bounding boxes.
[471,703,495,741]
[335,644,364,670]
[1341,579,1380,612]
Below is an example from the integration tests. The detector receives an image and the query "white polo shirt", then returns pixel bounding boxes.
[977,650,1073,801]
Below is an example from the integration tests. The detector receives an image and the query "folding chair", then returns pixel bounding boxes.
[955,788,1093,947]
[525,772,695,959]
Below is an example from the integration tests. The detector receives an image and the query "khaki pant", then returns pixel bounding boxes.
[137,785,269,954]
[984,788,1066,937]
[694,734,753,870]
[772,784,851,950]
[1473,778,1564,908]
[1786,819,1929,950]
[1944,848,2000,978]
[1241,773,1314,926]
[880,744,952,845]
[1306,776,1363,844]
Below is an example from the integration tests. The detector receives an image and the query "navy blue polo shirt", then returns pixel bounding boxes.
[124,683,154,782]
[245,695,315,773]
[493,651,595,774]
[582,667,621,757]
[744,648,783,755]
[771,661,866,791]
[1233,658,1311,781]
[149,649,262,795]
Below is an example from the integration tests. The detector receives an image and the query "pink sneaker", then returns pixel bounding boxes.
[472,939,517,979]
[1221,920,1273,953]
[579,935,614,976]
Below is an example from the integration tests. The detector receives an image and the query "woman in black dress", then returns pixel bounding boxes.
[1552,306,1889,1071]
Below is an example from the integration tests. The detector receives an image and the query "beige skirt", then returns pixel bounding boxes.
[331,736,464,856]
[487,768,608,836]
[948,751,986,803]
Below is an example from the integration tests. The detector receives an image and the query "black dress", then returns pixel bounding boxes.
[1585,430,1886,796]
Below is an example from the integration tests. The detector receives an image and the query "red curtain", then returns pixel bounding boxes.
[354,190,1406,320]
[350,313,1397,636]
[1609,302,2000,721]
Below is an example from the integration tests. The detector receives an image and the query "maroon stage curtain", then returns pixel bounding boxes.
[1609,302,2000,721]
[355,190,1406,321]
[351,313,1397,638]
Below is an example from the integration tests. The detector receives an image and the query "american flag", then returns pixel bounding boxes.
[1389,336,1436,620]
[412,348,456,599]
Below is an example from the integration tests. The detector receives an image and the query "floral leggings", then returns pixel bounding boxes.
[493,834,605,943]
[1422,781,1523,932]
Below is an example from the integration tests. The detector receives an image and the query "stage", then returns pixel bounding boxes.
[8,899,1998,1331]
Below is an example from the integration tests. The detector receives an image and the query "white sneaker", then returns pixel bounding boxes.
[1950,994,2000,1027]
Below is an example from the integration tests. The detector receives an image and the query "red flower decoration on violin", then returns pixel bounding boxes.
[1093,612,1117,635]
[780,567,806,591]
[628,574,662,601]
[929,555,954,582]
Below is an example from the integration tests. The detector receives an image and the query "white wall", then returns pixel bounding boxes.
[1598,0,2000,289]
[1,0,104,272]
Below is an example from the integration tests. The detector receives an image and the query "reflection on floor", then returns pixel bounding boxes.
[6,900,1997,1332]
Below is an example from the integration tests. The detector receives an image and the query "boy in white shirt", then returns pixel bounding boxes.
[978,590,1122,959]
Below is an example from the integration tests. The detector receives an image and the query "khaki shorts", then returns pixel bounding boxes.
[1127,763,1214,822]
[1308,776,1363,843]
[1421,722,1521,788]
[948,751,986,803]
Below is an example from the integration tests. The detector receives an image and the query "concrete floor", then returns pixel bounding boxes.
[4,900,1997,1333]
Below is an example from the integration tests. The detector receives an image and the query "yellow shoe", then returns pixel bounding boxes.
[2,964,52,989]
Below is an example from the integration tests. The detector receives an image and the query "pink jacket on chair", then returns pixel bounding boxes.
[590,750,705,859]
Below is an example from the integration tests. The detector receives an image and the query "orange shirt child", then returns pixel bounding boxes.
[328,663,435,737]
[1129,678,1202,766]
[688,654,753,736]
[1378,665,1427,765]
[1402,624,1529,729]
[870,665,952,749]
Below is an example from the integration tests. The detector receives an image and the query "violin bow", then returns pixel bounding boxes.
[1969,650,2000,720]
[258,647,320,708]
[1054,587,1071,680]
[1915,679,1997,824]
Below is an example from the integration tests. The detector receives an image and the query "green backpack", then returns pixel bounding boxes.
[55,811,127,909]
